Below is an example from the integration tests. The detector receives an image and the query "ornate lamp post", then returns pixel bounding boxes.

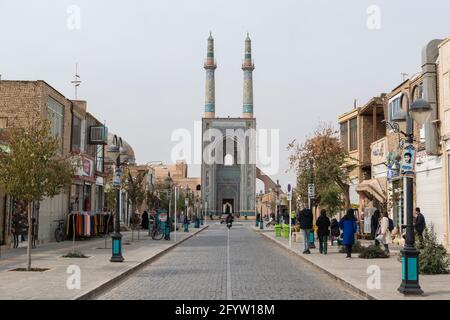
[107,135,128,263]
[400,98,431,295]
[386,95,431,295]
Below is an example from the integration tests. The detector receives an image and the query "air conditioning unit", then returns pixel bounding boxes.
[89,125,108,145]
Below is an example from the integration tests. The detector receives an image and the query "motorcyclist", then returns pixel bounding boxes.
[226,213,234,228]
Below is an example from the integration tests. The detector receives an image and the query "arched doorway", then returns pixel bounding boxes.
[222,200,233,214]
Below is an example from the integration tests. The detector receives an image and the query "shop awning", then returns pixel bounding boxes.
[356,179,386,203]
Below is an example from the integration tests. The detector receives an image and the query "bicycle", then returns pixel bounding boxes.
[54,219,66,242]
[151,220,164,240]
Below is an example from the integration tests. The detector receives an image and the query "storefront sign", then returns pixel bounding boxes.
[159,212,168,222]
[308,184,315,198]
[72,155,94,179]
[371,138,387,166]
[96,176,104,186]
[401,143,416,177]
[113,167,121,187]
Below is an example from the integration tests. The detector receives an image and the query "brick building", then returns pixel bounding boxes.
[0,80,107,246]
[338,95,386,213]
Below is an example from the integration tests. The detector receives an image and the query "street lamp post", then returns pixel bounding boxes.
[259,191,264,230]
[275,180,281,224]
[185,185,190,232]
[386,94,431,295]
[164,172,173,240]
[108,135,128,263]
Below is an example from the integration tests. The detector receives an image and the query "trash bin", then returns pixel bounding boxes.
[283,225,289,239]
[275,224,281,238]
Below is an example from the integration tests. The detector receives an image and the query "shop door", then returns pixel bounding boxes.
[416,167,443,243]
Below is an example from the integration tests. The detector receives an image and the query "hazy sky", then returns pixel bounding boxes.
[1,0,450,191]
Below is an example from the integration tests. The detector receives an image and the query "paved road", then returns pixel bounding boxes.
[97,223,360,300]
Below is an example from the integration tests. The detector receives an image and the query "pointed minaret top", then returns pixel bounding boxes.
[208,31,213,40]
[246,32,250,40]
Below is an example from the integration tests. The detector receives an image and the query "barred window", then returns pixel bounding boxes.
[47,97,64,152]
[340,122,348,151]
[349,118,357,151]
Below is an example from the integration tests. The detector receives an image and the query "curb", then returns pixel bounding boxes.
[75,225,209,300]
[254,229,377,300]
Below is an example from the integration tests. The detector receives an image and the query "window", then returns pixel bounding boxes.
[349,118,357,151]
[47,98,64,151]
[340,122,348,151]
[71,115,82,152]
[388,93,403,122]
[96,145,104,172]
[412,84,424,102]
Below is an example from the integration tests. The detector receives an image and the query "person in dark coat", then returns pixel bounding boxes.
[414,207,426,245]
[339,209,358,258]
[371,209,381,246]
[298,208,313,254]
[330,218,340,246]
[141,210,149,230]
[316,209,331,254]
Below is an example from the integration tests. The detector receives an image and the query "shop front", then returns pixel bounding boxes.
[415,151,444,243]
[69,154,111,239]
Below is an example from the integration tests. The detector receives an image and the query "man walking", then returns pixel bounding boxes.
[316,209,331,254]
[414,207,426,245]
[298,208,313,254]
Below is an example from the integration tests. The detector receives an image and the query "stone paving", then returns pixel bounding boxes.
[257,227,450,300]
[98,222,360,300]
[0,226,207,299]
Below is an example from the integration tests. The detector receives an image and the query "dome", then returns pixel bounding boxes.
[107,133,136,164]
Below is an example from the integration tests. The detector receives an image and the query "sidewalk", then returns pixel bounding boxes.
[254,227,450,300]
[0,226,208,300]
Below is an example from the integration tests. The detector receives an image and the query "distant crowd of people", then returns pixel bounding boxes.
[295,206,426,258]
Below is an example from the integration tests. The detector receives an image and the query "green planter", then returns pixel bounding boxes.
[275,224,281,238]
[283,225,290,239]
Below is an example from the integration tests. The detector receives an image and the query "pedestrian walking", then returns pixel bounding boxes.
[141,210,149,230]
[371,209,381,246]
[330,218,340,246]
[414,207,426,245]
[339,209,358,258]
[376,211,392,254]
[316,209,331,254]
[298,208,313,254]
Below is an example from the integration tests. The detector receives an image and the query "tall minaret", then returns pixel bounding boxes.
[242,33,255,118]
[204,32,217,118]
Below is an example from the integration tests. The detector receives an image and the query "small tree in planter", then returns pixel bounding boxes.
[359,245,389,259]
[419,225,450,275]
[0,116,73,271]
[339,241,364,254]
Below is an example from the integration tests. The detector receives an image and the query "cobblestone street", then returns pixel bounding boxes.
[98,222,360,300]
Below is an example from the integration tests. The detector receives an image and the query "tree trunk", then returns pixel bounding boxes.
[26,202,32,271]
[336,180,351,208]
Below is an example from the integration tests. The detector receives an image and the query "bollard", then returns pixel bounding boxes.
[283,224,289,239]
[309,230,316,248]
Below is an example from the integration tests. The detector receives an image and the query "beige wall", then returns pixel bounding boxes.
[439,38,450,246]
